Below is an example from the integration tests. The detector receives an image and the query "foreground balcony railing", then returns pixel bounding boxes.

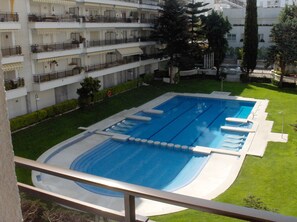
[85,57,139,73]
[28,14,79,22]
[0,12,19,22]
[1,46,22,57]
[31,42,79,53]
[33,67,82,83]
[15,156,297,222]
[4,78,24,90]
[85,38,139,48]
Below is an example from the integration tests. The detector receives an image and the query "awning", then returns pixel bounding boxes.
[87,50,115,56]
[1,62,23,72]
[32,0,76,5]
[37,55,79,63]
[117,47,143,57]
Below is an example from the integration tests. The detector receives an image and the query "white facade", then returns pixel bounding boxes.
[1,0,162,118]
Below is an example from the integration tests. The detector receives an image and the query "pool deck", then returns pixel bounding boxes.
[33,92,288,217]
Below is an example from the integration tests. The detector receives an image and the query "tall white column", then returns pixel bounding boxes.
[0,53,23,221]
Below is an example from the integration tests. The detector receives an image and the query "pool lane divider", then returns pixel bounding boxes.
[95,131,241,157]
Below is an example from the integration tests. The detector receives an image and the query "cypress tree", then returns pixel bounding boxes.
[241,0,258,79]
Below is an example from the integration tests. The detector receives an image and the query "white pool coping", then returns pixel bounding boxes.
[32,92,288,217]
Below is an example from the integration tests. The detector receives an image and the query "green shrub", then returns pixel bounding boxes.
[53,99,78,115]
[143,73,154,84]
[93,79,139,102]
[10,99,78,132]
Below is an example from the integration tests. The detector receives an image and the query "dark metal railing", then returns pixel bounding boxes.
[33,67,82,83]
[0,12,19,22]
[28,13,79,22]
[85,38,139,48]
[85,57,139,73]
[31,42,79,53]
[4,78,24,90]
[1,46,22,57]
[15,156,297,222]
[83,15,139,23]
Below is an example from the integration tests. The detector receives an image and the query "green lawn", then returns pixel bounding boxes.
[12,79,297,221]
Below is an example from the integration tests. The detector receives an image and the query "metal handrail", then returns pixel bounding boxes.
[14,156,297,222]
[1,46,22,57]
[31,42,79,53]
[0,12,19,22]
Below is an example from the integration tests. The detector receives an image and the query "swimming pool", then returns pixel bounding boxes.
[104,95,255,150]
[71,139,209,197]
[34,93,271,216]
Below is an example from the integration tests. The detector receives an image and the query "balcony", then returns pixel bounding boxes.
[83,15,139,23]
[1,46,22,57]
[85,38,139,48]
[85,57,139,73]
[33,67,82,83]
[28,13,81,29]
[0,12,19,22]
[31,42,79,53]
[4,78,24,90]
[0,12,21,30]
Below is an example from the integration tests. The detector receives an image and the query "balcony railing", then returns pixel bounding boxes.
[85,38,139,48]
[85,57,139,73]
[31,42,79,53]
[0,12,19,22]
[28,13,79,22]
[83,15,139,23]
[15,156,297,222]
[33,67,82,83]
[4,78,24,90]
[1,46,22,57]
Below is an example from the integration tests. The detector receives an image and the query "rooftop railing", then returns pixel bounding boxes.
[1,46,22,57]
[4,78,24,90]
[31,42,79,53]
[15,156,297,222]
[0,12,19,22]
[33,67,82,83]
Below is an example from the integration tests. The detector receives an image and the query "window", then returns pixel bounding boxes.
[227,34,236,41]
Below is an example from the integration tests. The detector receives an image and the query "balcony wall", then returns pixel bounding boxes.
[1,55,24,65]
[5,87,27,100]
[31,47,83,60]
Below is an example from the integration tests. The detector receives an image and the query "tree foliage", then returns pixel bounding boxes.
[153,0,189,64]
[181,1,209,70]
[265,5,297,87]
[241,0,258,77]
[77,77,101,108]
[202,10,231,76]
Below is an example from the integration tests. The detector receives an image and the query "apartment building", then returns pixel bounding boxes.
[1,0,163,118]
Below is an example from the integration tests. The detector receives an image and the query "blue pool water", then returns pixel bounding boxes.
[105,95,255,149]
[71,95,255,196]
[71,139,208,197]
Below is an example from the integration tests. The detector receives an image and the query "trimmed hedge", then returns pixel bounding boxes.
[10,79,139,132]
[93,79,139,102]
[10,99,78,132]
